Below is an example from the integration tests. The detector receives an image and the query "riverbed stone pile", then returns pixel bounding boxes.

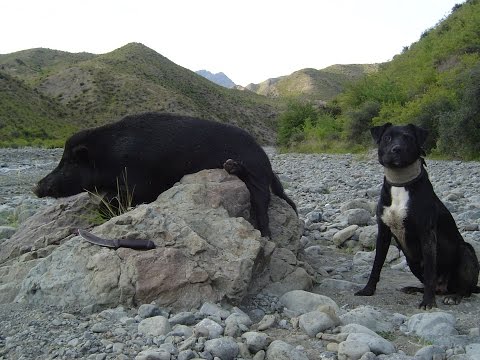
[0,148,479,360]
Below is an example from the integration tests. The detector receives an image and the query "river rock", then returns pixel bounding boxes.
[195,318,224,339]
[406,312,458,340]
[280,290,339,316]
[266,340,309,360]
[299,309,341,337]
[338,340,371,360]
[344,209,374,226]
[359,225,378,249]
[135,349,171,360]
[340,199,376,215]
[334,225,359,247]
[204,337,239,360]
[137,303,165,319]
[242,331,271,352]
[224,309,253,337]
[340,306,395,332]
[346,332,396,355]
[8,169,304,310]
[138,316,171,336]
[200,301,231,320]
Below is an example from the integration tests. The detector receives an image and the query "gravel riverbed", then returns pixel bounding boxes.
[1,147,479,360]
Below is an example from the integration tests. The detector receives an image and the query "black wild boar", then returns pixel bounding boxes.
[35,112,297,237]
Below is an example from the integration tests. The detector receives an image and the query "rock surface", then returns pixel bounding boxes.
[4,168,305,311]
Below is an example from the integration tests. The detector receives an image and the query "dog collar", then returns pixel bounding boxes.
[384,159,425,187]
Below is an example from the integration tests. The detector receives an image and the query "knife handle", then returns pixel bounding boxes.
[116,239,156,250]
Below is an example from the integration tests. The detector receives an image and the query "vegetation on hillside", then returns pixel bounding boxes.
[0,43,282,147]
[0,72,77,147]
[246,64,378,102]
[280,0,480,159]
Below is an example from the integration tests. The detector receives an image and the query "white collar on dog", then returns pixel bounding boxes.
[384,159,425,187]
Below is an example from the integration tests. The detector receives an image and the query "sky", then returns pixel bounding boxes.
[1,0,464,86]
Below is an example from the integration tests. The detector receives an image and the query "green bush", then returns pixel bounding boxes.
[345,101,381,143]
[303,113,340,140]
[438,64,480,158]
[277,101,319,146]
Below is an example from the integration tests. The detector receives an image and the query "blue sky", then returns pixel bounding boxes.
[1,0,464,85]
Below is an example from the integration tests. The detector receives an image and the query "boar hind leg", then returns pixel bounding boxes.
[223,159,271,237]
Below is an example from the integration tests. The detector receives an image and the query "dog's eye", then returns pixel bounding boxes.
[382,135,391,142]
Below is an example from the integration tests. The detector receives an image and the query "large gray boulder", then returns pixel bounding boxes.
[2,169,306,310]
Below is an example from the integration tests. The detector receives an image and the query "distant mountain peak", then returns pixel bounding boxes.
[196,70,236,88]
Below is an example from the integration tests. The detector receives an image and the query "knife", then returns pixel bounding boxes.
[77,229,156,250]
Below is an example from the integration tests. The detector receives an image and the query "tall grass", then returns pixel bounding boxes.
[87,168,135,221]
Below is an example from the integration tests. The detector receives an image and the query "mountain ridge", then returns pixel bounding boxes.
[0,43,281,146]
[245,64,379,102]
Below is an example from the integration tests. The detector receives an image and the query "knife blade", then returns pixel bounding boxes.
[77,229,156,250]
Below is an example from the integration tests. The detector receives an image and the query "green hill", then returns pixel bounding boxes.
[0,72,77,147]
[246,64,378,102]
[338,0,480,158]
[279,0,480,159]
[0,43,282,146]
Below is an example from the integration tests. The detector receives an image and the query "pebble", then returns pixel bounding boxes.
[241,331,271,352]
[333,225,359,246]
[256,314,276,331]
[137,303,165,319]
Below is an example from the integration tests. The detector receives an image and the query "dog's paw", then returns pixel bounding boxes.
[355,287,375,296]
[443,295,462,305]
[418,299,437,310]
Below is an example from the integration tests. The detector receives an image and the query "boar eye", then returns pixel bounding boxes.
[72,145,90,163]
[382,135,391,142]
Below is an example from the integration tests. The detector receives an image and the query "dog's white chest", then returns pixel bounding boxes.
[381,187,409,248]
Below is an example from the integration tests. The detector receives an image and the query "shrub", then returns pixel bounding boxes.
[277,101,319,146]
[438,64,480,158]
[346,101,381,143]
[303,113,341,141]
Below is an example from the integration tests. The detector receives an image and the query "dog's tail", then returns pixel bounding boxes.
[271,173,297,214]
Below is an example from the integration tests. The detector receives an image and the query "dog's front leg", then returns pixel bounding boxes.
[355,221,391,296]
[419,229,438,309]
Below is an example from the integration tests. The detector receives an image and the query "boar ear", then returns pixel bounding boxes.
[72,145,89,163]
[370,123,392,144]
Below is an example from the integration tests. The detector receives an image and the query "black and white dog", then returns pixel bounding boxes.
[355,123,480,309]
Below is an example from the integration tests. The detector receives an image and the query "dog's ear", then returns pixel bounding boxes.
[412,125,428,146]
[407,124,428,145]
[370,123,392,144]
[407,124,428,156]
